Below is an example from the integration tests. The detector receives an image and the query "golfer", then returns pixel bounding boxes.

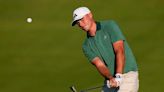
[71,7,139,92]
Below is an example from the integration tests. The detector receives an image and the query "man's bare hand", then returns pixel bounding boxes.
[110,78,118,87]
[107,78,117,88]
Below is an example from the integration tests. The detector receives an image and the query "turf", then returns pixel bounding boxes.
[0,0,164,92]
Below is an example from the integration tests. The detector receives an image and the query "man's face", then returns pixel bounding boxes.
[76,14,92,32]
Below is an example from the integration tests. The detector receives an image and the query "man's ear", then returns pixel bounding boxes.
[88,13,93,18]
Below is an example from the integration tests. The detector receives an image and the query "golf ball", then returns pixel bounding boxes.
[27,18,32,23]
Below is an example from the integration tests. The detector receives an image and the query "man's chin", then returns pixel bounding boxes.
[84,29,89,32]
[84,27,89,31]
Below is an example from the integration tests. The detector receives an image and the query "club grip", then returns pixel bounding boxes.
[70,86,77,92]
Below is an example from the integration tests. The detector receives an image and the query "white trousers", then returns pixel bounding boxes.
[102,71,139,92]
[118,71,139,92]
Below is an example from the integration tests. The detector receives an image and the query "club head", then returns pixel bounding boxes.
[70,86,77,92]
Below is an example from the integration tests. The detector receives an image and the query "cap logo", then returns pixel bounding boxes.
[73,14,77,19]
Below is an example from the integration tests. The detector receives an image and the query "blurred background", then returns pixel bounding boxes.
[0,0,164,92]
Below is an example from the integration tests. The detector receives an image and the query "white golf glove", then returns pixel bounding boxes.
[115,73,123,87]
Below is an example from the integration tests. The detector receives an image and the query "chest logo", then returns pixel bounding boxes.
[104,35,107,40]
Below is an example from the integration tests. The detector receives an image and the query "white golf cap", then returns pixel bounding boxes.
[72,7,91,26]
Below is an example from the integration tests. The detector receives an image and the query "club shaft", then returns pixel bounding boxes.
[70,86,77,92]
[80,85,104,92]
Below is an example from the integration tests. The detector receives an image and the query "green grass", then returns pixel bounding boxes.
[0,0,164,92]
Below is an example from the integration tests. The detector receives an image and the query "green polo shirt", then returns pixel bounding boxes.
[82,20,138,76]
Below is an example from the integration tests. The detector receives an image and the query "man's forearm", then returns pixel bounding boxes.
[96,64,113,79]
[113,40,125,74]
[116,51,125,74]
[92,57,118,87]
[92,57,113,79]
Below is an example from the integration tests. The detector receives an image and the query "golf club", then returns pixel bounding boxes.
[80,85,104,92]
[70,85,104,92]
[70,86,78,92]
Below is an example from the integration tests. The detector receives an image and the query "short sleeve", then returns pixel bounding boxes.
[107,20,125,43]
[82,42,97,62]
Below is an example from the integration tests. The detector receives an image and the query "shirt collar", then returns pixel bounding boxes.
[87,21,101,37]
[96,21,101,31]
